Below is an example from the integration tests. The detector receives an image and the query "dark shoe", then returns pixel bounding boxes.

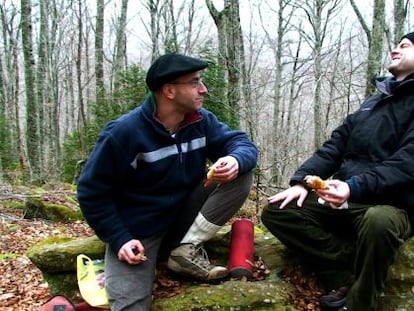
[167,243,228,281]
[320,286,348,309]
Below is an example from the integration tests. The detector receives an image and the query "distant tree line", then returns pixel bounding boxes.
[0,0,411,201]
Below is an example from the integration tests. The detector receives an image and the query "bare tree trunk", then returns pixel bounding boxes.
[298,0,343,149]
[206,0,243,129]
[225,0,242,128]
[393,0,409,44]
[13,40,26,177]
[49,0,62,177]
[76,0,87,155]
[95,0,105,104]
[4,5,28,177]
[148,0,161,61]
[0,43,5,181]
[258,0,293,185]
[112,0,129,88]
[37,0,47,178]
[350,0,385,96]
[163,0,178,52]
[0,3,19,180]
[184,0,195,54]
[21,0,38,180]
[367,0,385,95]
[206,0,229,121]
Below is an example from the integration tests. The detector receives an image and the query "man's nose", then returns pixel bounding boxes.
[198,81,208,93]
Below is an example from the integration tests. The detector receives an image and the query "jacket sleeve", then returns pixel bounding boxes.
[203,111,258,174]
[77,130,134,254]
[289,114,353,186]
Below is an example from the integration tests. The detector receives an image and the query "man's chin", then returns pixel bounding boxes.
[386,64,398,76]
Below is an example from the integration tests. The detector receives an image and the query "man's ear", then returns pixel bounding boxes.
[161,84,176,100]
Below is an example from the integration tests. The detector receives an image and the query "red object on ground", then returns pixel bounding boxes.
[228,218,255,279]
[76,301,110,311]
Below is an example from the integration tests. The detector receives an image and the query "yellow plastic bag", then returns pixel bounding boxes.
[77,254,109,308]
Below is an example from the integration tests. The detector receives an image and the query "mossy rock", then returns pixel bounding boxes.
[3,199,26,209]
[152,279,296,311]
[23,197,83,222]
[27,235,105,298]
[41,271,79,298]
[27,227,414,310]
[27,235,105,273]
[388,237,414,282]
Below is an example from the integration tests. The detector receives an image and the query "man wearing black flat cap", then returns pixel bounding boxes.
[77,53,258,310]
[262,32,414,311]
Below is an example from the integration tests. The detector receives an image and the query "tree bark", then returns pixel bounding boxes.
[298,0,343,149]
[206,0,243,129]
[21,0,38,180]
[112,0,129,88]
[350,0,385,96]
[148,0,161,61]
[95,0,105,105]
[393,0,408,44]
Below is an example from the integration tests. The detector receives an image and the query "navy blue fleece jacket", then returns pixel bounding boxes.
[77,96,258,254]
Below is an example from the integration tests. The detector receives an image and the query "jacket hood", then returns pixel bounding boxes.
[375,72,414,95]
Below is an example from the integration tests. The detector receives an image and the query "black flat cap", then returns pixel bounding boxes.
[146,53,208,91]
[401,31,414,44]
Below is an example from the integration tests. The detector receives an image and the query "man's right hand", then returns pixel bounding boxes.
[117,239,147,265]
[267,184,308,209]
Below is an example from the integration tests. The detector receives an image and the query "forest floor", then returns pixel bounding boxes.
[0,188,323,311]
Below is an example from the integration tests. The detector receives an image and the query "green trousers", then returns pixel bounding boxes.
[261,193,412,311]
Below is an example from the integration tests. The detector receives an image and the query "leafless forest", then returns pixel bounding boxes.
[0,0,413,200]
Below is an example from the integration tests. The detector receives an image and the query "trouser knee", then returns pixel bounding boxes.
[359,206,406,240]
[227,170,254,195]
[201,170,254,223]
[260,203,292,232]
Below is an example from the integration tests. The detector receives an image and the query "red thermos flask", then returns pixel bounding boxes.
[228,218,255,278]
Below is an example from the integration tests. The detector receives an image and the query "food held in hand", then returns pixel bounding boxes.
[203,166,216,187]
[206,167,215,180]
[304,175,329,190]
[133,248,148,261]
[137,253,148,261]
[204,161,226,186]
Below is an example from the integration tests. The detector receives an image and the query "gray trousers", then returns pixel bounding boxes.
[105,171,254,311]
[261,193,412,311]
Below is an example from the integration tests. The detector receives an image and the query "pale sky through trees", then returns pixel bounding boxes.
[87,0,379,69]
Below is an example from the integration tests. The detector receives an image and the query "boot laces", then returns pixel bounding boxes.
[190,244,212,269]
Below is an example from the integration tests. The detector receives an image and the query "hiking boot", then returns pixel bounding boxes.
[167,243,229,281]
[320,286,348,309]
